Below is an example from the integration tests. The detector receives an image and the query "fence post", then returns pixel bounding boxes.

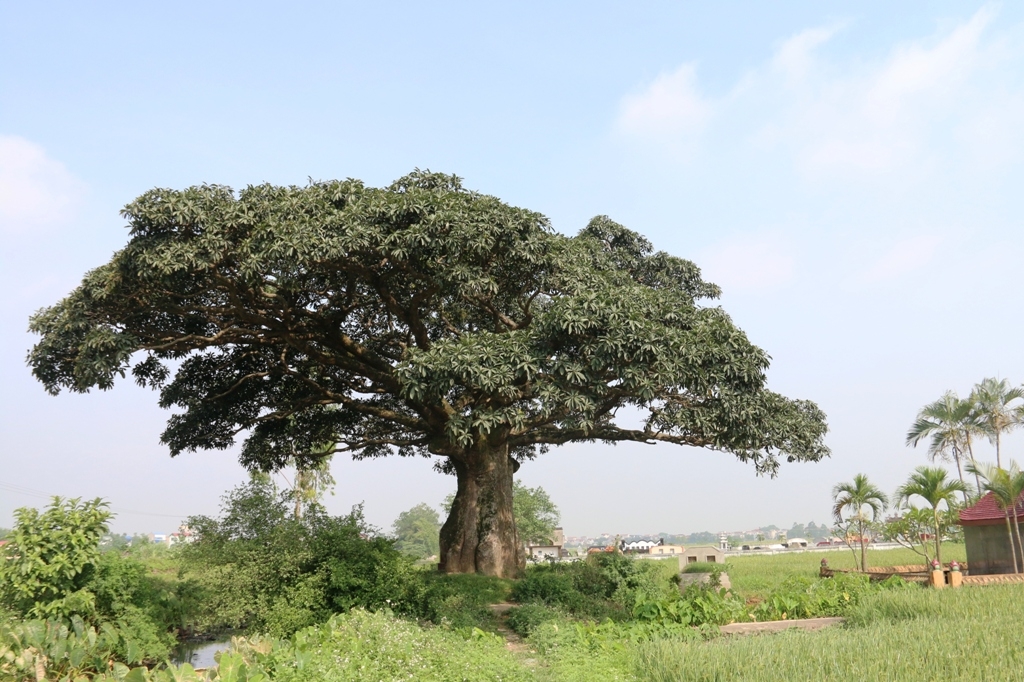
[949,561,962,588]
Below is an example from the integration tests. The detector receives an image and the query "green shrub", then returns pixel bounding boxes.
[633,581,747,628]
[510,553,666,622]
[0,497,111,620]
[752,573,916,622]
[505,603,561,637]
[179,481,421,637]
[0,497,181,662]
[406,572,511,630]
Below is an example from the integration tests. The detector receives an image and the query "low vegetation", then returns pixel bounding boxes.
[633,585,1024,681]
[4,487,1014,682]
[725,544,967,596]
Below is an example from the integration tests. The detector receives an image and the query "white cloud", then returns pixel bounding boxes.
[617,6,1024,181]
[699,233,796,294]
[0,135,84,233]
[771,26,838,84]
[859,235,942,284]
[617,63,713,137]
[787,8,997,175]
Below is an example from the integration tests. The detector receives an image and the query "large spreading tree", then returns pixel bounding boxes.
[28,171,829,578]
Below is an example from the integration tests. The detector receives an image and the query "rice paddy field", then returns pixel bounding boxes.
[632,584,1024,681]
[534,543,1017,682]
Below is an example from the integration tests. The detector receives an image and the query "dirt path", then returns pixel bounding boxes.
[488,603,537,663]
[718,616,844,635]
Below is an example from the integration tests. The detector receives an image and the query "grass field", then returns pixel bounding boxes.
[633,584,1024,681]
[724,544,967,596]
[529,543,1012,682]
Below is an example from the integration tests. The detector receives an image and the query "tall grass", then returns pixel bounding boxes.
[634,584,1024,682]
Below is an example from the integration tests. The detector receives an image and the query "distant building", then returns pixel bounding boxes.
[527,545,563,561]
[681,545,725,565]
[649,544,685,556]
[169,525,195,545]
[621,539,661,553]
[960,491,1024,575]
[526,527,567,561]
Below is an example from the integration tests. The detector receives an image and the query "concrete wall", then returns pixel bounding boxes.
[964,524,1018,575]
[682,546,725,564]
[649,544,685,556]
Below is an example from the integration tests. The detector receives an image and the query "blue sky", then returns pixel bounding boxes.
[3,2,1024,536]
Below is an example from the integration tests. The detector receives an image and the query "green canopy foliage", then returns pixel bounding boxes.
[832,474,888,571]
[27,171,830,575]
[970,378,1024,469]
[392,503,442,558]
[508,481,560,545]
[894,466,966,565]
[28,171,828,473]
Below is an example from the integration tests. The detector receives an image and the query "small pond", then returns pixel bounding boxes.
[171,639,232,669]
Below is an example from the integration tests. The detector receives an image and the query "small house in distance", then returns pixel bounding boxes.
[959,491,1024,575]
[527,544,563,561]
[649,544,686,556]
[526,527,567,561]
[621,539,660,553]
[681,545,725,565]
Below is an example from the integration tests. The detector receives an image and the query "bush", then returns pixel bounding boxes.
[506,603,561,637]
[179,480,421,637]
[751,573,916,622]
[510,553,666,621]
[0,497,180,662]
[406,572,512,630]
[633,581,747,628]
[0,497,111,620]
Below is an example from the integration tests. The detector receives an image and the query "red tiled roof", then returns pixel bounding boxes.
[959,491,1024,526]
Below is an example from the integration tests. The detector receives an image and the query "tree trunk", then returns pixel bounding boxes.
[933,509,942,568]
[858,518,867,571]
[1005,512,1019,574]
[952,448,968,504]
[967,439,982,496]
[1013,508,1024,574]
[996,432,1003,470]
[438,440,524,578]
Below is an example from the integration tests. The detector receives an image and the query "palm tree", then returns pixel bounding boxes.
[832,474,889,571]
[967,462,1024,573]
[290,461,335,519]
[971,378,1024,469]
[1008,465,1024,571]
[906,392,983,500]
[278,442,336,519]
[894,466,967,567]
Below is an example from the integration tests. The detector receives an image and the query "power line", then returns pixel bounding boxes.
[0,480,191,519]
